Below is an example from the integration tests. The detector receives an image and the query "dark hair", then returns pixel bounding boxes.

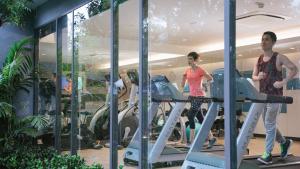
[263,31,277,42]
[187,52,199,60]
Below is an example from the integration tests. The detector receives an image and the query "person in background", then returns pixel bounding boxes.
[252,31,298,164]
[62,73,72,121]
[64,73,72,94]
[181,51,216,148]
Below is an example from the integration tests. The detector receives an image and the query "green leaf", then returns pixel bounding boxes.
[0,102,14,119]
[23,115,49,130]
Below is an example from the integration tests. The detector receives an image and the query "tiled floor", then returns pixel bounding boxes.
[80,137,300,169]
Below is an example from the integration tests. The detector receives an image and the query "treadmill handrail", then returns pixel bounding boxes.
[151,95,293,104]
[151,97,221,103]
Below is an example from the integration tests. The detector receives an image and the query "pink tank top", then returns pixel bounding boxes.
[184,67,205,96]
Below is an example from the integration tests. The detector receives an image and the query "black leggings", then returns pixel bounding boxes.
[188,96,203,129]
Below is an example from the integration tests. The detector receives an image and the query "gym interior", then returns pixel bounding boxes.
[33,0,300,168]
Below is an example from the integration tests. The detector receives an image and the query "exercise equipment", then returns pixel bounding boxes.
[88,70,139,148]
[181,68,299,169]
[123,75,223,167]
[75,73,128,149]
[151,102,186,142]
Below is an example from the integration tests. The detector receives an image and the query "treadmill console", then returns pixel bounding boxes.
[211,68,263,101]
[151,75,185,101]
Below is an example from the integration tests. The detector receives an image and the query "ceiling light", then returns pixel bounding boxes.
[290,47,295,50]
[99,53,183,69]
[167,64,172,67]
[197,27,300,53]
[238,54,243,57]
[41,53,46,56]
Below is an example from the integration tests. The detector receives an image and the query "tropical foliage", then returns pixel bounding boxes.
[0,37,48,151]
[0,144,103,169]
[0,37,103,169]
[0,0,33,27]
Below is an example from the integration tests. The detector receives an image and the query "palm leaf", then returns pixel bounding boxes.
[4,37,32,67]
[21,128,38,137]
[0,102,14,119]
[22,115,49,130]
[14,127,38,138]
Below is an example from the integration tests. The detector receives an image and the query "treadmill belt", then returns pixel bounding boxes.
[240,155,300,169]
[201,144,224,152]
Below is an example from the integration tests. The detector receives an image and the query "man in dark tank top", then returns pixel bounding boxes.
[252,31,298,165]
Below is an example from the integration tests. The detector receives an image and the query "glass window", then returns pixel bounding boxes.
[37,21,57,147]
[73,0,112,163]
[236,0,300,159]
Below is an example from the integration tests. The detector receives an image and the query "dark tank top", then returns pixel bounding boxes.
[257,52,283,96]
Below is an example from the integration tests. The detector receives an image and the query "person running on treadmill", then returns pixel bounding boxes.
[181,51,216,147]
[252,31,298,165]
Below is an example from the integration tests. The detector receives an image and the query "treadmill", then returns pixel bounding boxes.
[181,68,300,169]
[123,75,223,167]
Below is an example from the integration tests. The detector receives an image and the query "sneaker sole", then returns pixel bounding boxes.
[281,140,293,159]
[207,139,217,149]
[257,158,273,165]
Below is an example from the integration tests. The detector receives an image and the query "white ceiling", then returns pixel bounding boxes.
[38,0,300,70]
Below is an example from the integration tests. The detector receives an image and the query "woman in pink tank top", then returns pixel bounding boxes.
[181,52,216,146]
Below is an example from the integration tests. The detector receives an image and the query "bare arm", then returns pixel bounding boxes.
[273,54,298,88]
[181,74,187,88]
[204,71,213,81]
[252,61,262,81]
[279,54,298,82]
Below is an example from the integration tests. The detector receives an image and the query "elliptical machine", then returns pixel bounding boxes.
[88,70,139,148]
[77,73,128,149]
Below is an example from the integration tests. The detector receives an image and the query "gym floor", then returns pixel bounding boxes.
[79,137,300,169]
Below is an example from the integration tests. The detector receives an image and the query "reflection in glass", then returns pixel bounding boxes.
[37,22,57,147]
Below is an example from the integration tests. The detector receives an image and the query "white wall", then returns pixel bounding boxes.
[151,52,300,138]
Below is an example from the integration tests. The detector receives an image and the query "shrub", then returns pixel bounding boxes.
[0,144,103,169]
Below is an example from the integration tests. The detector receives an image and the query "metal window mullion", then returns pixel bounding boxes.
[110,0,119,169]
[139,0,149,169]
[55,18,63,152]
[224,0,237,169]
[70,11,79,155]
[33,30,39,116]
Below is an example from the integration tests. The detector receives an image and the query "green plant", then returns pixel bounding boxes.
[0,109,49,151]
[0,0,33,27]
[0,144,57,169]
[46,154,103,169]
[0,37,33,103]
[0,37,49,151]
[0,145,103,169]
[87,0,128,18]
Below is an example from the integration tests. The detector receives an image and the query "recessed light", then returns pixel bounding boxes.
[41,53,46,56]
[290,47,295,50]
[238,54,243,57]
[167,64,172,67]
